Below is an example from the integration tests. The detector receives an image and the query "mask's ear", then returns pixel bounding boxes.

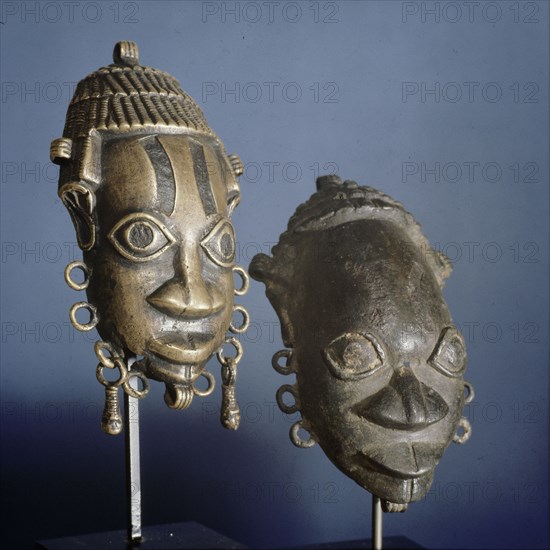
[250,253,295,348]
[59,183,96,250]
[226,154,243,216]
[249,252,272,282]
[227,189,241,217]
[432,250,453,288]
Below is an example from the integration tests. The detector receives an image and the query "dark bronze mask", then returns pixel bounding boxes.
[250,175,473,511]
[51,42,249,434]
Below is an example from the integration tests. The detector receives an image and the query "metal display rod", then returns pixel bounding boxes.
[372,494,382,550]
[124,373,142,543]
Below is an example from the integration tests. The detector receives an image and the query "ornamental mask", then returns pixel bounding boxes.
[250,175,473,511]
[51,42,249,435]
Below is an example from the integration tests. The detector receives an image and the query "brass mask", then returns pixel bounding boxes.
[250,175,473,512]
[51,42,249,435]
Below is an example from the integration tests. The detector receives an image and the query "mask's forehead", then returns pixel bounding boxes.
[100,136,157,217]
[293,219,450,349]
[99,133,228,225]
[157,134,228,222]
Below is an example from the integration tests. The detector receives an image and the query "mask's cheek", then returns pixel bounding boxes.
[296,349,385,455]
[85,249,174,353]
[425,367,465,414]
[413,368,466,446]
[440,375,467,434]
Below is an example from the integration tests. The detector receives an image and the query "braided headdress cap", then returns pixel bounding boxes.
[51,41,223,189]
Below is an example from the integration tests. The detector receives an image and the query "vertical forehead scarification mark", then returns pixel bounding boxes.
[203,144,227,216]
[139,135,176,215]
[189,137,217,217]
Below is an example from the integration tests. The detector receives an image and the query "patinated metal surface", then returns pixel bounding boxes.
[250,175,473,511]
[51,41,248,435]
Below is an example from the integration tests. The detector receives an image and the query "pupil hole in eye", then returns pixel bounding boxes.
[129,223,154,249]
[444,346,457,362]
[220,232,234,257]
[342,341,372,369]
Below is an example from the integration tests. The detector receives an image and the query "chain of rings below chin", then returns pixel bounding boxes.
[64,259,251,435]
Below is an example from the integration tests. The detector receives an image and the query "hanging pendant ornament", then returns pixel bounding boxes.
[215,270,251,430]
[250,175,474,512]
[52,41,249,434]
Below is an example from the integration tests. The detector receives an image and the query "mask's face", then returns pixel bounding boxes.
[283,219,466,504]
[85,133,235,394]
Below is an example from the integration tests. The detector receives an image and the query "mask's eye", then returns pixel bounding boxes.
[428,326,466,377]
[322,332,384,380]
[201,218,236,268]
[108,213,175,262]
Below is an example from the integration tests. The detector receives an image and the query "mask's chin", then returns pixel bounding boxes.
[346,454,436,509]
[134,352,214,410]
[320,439,443,508]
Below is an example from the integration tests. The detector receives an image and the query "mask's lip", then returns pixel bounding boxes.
[148,330,218,364]
[358,441,444,479]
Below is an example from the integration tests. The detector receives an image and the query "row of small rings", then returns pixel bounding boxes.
[233,266,249,296]
[64,261,91,291]
[453,417,472,444]
[66,263,249,297]
[290,421,316,449]
[272,349,294,375]
[276,384,300,415]
[229,305,249,334]
[66,263,248,296]
[70,302,98,331]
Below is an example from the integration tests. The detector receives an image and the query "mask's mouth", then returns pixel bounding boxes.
[358,441,445,479]
[148,329,218,364]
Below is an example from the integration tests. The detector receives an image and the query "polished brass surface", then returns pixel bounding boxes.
[250,175,473,511]
[53,41,248,433]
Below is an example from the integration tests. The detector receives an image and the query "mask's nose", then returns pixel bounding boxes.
[147,246,224,318]
[355,364,448,431]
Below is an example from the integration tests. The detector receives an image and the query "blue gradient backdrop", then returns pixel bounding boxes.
[1,1,548,548]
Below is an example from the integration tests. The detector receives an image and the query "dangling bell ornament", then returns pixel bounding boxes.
[250,175,473,511]
[52,41,249,435]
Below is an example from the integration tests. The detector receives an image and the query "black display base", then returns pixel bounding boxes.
[36,524,422,550]
[35,521,246,549]
[296,536,423,549]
